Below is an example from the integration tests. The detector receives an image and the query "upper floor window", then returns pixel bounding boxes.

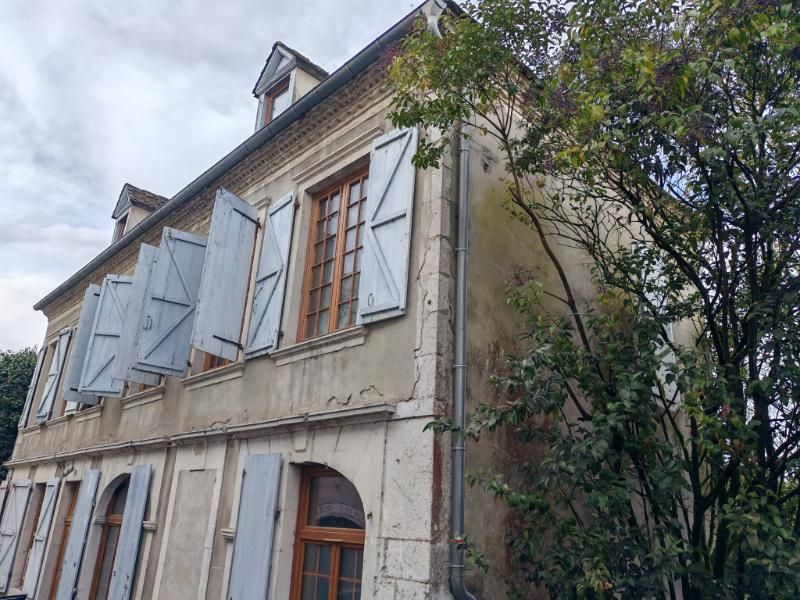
[264,78,291,125]
[291,467,365,600]
[300,170,368,340]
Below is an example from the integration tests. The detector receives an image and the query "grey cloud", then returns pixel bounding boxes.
[0,0,416,350]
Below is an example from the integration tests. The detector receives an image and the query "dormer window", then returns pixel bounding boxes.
[253,42,329,132]
[110,183,168,244]
[264,77,291,125]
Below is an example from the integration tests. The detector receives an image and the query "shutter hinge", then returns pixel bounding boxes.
[278,330,285,339]
[213,334,244,350]
[294,199,300,209]
[233,207,260,229]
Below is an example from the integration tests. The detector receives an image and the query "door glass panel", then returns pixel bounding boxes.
[93,525,120,600]
[306,475,365,529]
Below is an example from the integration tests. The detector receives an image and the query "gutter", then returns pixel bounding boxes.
[34,0,453,312]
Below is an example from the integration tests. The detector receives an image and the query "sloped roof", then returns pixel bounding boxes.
[252,41,330,96]
[111,183,169,218]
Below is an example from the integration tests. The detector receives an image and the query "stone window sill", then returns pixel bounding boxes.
[271,327,366,367]
[121,385,166,410]
[182,361,245,392]
[74,404,103,423]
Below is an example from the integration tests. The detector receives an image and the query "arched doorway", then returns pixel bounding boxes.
[290,466,365,599]
[89,476,129,600]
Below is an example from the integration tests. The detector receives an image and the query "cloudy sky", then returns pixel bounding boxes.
[0,0,419,351]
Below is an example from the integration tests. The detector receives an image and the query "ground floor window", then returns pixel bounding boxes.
[291,466,365,600]
[49,482,79,600]
[89,476,129,600]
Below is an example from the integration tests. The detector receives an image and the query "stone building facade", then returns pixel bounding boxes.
[0,2,543,598]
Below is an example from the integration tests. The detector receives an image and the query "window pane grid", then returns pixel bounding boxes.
[301,171,368,340]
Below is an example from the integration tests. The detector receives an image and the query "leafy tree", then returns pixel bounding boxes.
[391,0,800,597]
[0,348,36,478]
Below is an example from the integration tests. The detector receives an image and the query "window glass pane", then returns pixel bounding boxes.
[319,545,331,574]
[301,576,316,600]
[338,580,354,600]
[270,86,291,119]
[111,480,129,515]
[316,310,329,335]
[303,543,319,572]
[337,304,350,329]
[323,261,334,284]
[321,285,332,311]
[306,475,365,529]
[325,238,336,261]
[94,525,120,599]
[327,213,339,236]
[305,315,317,339]
[343,252,354,275]
[339,277,353,304]
[316,578,329,599]
[347,204,359,228]
[349,182,360,204]
[345,228,356,252]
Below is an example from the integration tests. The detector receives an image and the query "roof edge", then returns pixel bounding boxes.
[34,0,454,312]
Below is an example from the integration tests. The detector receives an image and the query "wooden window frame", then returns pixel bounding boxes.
[113,214,128,243]
[89,478,129,600]
[262,77,291,126]
[289,466,365,600]
[298,168,369,341]
[16,483,45,587]
[49,482,79,600]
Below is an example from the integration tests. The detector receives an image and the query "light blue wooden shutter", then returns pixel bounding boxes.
[245,193,295,359]
[358,128,418,324]
[18,347,45,429]
[227,454,282,600]
[22,478,60,598]
[113,245,162,386]
[63,284,102,406]
[108,464,151,600]
[55,469,100,600]
[0,479,31,593]
[135,228,208,377]
[79,275,133,398]
[36,329,72,421]
[192,188,259,361]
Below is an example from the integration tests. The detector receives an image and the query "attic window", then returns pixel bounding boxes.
[113,213,128,242]
[264,77,291,124]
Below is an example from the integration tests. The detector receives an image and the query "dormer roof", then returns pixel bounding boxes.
[252,41,329,97]
[112,183,169,219]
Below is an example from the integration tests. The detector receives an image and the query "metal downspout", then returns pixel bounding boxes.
[424,2,477,598]
[451,124,476,600]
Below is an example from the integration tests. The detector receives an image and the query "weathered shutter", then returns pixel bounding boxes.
[245,193,295,359]
[192,188,259,361]
[113,245,162,386]
[21,478,60,598]
[55,469,100,600]
[0,480,31,593]
[108,464,151,600]
[18,347,45,429]
[36,329,72,421]
[135,228,207,377]
[227,454,282,600]
[357,128,418,324]
[63,284,102,407]
[79,275,133,398]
